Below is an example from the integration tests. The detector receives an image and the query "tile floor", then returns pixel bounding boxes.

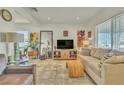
[29,59,95,85]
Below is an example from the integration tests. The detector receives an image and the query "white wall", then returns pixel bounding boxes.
[14,24,94,48]
[30,24,93,48]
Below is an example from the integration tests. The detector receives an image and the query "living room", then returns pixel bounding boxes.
[1,7,124,86]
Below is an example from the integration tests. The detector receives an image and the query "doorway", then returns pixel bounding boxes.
[40,31,53,59]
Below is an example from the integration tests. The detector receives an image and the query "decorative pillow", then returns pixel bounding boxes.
[90,48,97,57]
[81,48,91,56]
[93,49,101,59]
[93,48,112,59]
[104,55,124,64]
[100,52,114,64]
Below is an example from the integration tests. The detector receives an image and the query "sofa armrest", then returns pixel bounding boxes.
[101,63,124,84]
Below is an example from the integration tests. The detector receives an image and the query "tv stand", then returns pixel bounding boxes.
[53,49,77,60]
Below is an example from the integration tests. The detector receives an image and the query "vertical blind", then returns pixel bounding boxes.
[95,12,124,50]
[112,13,124,50]
[96,19,111,48]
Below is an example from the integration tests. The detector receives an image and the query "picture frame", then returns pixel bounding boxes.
[77,30,85,47]
[63,30,68,37]
[0,9,12,22]
[88,31,92,38]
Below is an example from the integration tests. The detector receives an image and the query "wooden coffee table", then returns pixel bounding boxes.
[66,60,84,78]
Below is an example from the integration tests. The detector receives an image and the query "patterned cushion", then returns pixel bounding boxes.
[104,55,124,64]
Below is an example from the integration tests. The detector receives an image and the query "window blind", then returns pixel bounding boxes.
[96,19,111,48]
[112,13,124,50]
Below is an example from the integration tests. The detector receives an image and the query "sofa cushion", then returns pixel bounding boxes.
[80,48,91,56]
[79,55,101,77]
[90,48,97,57]
[93,48,112,59]
[104,55,124,64]
[0,74,33,85]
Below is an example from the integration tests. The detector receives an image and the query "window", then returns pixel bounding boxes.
[16,31,29,48]
[96,20,111,48]
[112,13,124,50]
[95,12,124,51]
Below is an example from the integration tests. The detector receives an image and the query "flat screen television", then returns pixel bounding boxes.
[57,40,74,49]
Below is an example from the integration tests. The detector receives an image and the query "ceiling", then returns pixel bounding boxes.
[23,7,105,24]
[13,7,124,25]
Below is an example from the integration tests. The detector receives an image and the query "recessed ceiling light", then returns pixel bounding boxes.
[48,17,51,20]
[76,17,79,20]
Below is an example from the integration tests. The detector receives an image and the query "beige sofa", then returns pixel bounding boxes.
[78,48,124,85]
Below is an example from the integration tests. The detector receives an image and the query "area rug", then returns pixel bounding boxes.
[29,59,95,85]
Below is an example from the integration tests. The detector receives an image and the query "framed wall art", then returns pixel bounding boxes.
[77,30,85,47]
[63,30,68,37]
[88,31,92,38]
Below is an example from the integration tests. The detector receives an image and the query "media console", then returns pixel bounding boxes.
[53,49,77,60]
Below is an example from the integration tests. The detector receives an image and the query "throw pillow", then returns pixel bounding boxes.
[100,52,114,64]
[93,48,112,60]
[81,48,91,56]
[90,48,97,57]
[104,55,124,64]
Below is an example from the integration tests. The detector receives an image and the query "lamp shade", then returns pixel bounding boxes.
[0,32,24,42]
[6,32,24,42]
[0,33,6,42]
